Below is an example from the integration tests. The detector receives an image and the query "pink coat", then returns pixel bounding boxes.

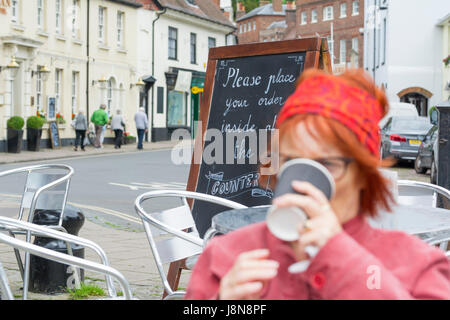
[185,215,450,300]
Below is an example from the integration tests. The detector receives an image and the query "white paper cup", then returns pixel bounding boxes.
[266,206,307,241]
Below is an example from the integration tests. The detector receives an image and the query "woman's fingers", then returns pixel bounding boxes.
[272,193,322,219]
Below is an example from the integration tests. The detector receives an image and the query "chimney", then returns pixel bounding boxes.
[236,2,246,20]
[285,4,296,29]
[273,0,282,13]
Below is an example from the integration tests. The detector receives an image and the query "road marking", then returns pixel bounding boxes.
[109,182,187,191]
[0,193,141,224]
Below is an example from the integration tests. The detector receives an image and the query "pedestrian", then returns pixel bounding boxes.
[134,107,148,150]
[185,69,450,300]
[72,109,88,151]
[90,104,108,148]
[111,109,125,149]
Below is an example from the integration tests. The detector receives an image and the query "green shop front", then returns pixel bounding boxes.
[154,68,204,142]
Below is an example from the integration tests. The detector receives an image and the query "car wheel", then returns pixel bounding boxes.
[430,159,437,184]
[414,157,427,174]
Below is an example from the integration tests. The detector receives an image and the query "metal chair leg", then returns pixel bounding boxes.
[0,262,14,300]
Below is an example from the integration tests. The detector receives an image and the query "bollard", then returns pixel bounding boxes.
[29,204,85,294]
[436,101,450,209]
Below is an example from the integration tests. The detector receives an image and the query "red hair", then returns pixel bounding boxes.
[261,68,394,217]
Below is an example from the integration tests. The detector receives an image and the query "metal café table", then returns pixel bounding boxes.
[206,204,450,246]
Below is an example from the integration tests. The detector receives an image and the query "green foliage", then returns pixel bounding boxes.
[67,283,106,300]
[7,116,24,130]
[26,116,45,129]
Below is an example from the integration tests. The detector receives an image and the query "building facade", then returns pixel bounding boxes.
[0,0,142,151]
[364,0,450,116]
[437,13,450,102]
[139,0,235,142]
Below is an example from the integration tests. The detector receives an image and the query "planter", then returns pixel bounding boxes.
[27,128,43,151]
[7,128,23,153]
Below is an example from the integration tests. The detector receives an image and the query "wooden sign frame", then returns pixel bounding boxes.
[165,37,332,296]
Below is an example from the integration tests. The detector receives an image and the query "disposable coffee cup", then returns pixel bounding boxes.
[267,158,336,241]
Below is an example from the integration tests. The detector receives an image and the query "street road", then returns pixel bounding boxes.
[0,149,431,230]
[0,148,192,230]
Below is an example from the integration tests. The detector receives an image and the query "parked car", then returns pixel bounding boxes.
[380,116,433,162]
[379,102,419,129]
[414,125,438,174]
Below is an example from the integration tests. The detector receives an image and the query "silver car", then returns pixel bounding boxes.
[380,116,433,161]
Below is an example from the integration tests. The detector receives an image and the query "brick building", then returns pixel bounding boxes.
[236,0,287,44]
[238,0,365,70]
[296,0,364,69]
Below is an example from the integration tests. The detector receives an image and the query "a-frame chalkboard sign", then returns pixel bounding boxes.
[166,37,332,295]
[48,121,61,149]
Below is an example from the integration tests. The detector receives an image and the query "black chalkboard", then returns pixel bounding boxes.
[49,121,61,149]
[191,52,306,237]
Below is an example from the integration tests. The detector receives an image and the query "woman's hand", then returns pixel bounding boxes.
[272,181,343,254]
[219,249,279,300]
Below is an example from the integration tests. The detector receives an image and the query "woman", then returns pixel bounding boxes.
[185,69,450,300]
[111,109,125,149]
[73,109,87,151]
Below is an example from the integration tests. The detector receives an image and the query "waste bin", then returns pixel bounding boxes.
[29,204,85,294]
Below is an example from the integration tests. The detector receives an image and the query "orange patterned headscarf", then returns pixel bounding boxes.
[276,72,383,157]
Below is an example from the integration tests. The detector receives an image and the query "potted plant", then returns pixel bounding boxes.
[6,116,25,153]
[26,115,45,151]
[443,55,450,67]
[56,113,66,125]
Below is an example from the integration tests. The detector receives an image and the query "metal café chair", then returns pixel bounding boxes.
[397,180,450,254]
[134,189,247,300]
[0,216,132,300]
[0,164,75,299]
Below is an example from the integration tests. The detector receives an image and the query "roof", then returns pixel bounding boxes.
[437,13,450,26]
[237,4,286,22]
[154,0,235,29]
[107,0,143,8]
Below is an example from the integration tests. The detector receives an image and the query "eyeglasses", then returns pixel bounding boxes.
[279,156,355,180]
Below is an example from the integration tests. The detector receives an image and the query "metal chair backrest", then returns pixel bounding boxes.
[134,190,247,298]
[0,164,73,226]
[397,180,450,208]
[0,216,132,300]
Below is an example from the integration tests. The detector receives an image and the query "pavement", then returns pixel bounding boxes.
[0,140,193,300]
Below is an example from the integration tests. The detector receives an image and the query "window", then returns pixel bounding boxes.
[352,1,359,15]
[352,37,358,53]
[71,0,79,38]
[208,37,216,49]
[98,6,105,43]
[117,11,124,47]
[340,3,347,18]
[301,11,307,25]
[253,21,256,31]
[327,35,334,61]
[323,6,333,21]
[36,69,43,112]
[311,9,318,23]
[37,0,44,29]
[55,69,62,113]
[339,39,346,64]
[190,33,197,64]
[71,71,79,115]
[56,0,62,34]
[11,0,19,23]
[243,23,247,32]
[248,22,251,31]
[168,27,177,59]
[168,91,187,126]
[239,24,242,34]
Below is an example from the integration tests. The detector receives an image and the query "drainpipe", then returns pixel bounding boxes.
[86,0,90,119]
[150,7,166,142]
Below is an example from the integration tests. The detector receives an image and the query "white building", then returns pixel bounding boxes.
[137,0,235,142]
[364,0,450,116]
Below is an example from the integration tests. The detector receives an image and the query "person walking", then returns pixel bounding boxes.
[111,109,125,149]
[72,109,88,151]
[90,104,108,148]
[134,107,148,150]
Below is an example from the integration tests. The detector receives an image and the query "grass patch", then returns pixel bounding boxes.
[67,283,106,300]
